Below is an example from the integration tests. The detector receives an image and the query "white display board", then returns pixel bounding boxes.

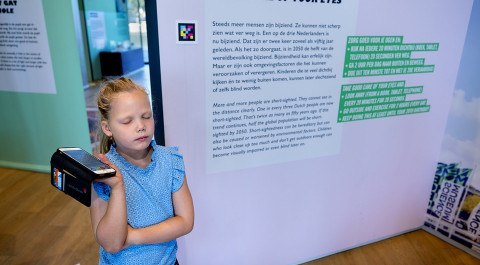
[156,0,474,264]
[0,0,56,94]
[205,1,358,173]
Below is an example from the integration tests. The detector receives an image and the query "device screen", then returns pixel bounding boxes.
[63,149,113,174]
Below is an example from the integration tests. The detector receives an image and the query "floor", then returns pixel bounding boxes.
[83,65,151,153]
[1,166,480,265]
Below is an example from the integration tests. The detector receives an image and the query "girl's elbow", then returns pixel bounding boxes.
[96,235,125,253]
[102,243,124,254]
[185,216,194,234]
[186,220,194,234]
[178,215,194,235]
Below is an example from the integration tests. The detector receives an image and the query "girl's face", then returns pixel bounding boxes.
[101,90,154,156]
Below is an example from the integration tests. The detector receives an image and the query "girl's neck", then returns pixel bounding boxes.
[117,145,153,169]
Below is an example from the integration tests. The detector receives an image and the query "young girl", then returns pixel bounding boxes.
[90,77,194,265]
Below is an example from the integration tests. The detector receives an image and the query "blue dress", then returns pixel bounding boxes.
[93,140,185,265]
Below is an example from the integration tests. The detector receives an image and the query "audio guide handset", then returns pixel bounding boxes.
[50,148,115,206]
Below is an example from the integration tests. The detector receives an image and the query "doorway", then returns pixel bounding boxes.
[74,0,151,154]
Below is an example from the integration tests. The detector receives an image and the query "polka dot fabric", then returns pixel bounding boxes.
[93,140,185,265]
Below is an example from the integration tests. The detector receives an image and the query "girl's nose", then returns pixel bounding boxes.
[137,121,146,132]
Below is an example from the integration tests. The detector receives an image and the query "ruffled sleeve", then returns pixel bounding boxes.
[92,181,111,201]
[166,146,185,193]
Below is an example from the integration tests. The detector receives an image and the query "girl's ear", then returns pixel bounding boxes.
[101,121,113,137]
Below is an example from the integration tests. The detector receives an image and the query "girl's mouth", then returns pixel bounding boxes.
[136,136,148,142]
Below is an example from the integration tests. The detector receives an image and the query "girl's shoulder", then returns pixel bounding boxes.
[155,145,180,154]
[152,144,185,191]
[152,144,184,168]
[152,142,182,160]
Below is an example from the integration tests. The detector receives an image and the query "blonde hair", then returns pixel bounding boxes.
[96,77,148,154]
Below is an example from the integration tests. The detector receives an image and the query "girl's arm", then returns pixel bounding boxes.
[89,154,128,253]
[125,175,194,246]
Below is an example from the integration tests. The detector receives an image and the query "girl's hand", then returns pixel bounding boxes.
[96,154,124,188]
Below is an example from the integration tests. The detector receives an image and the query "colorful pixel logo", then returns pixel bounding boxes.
[177,22,196,43]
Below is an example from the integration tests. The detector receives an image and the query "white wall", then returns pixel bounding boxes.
[155,0,474,264]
